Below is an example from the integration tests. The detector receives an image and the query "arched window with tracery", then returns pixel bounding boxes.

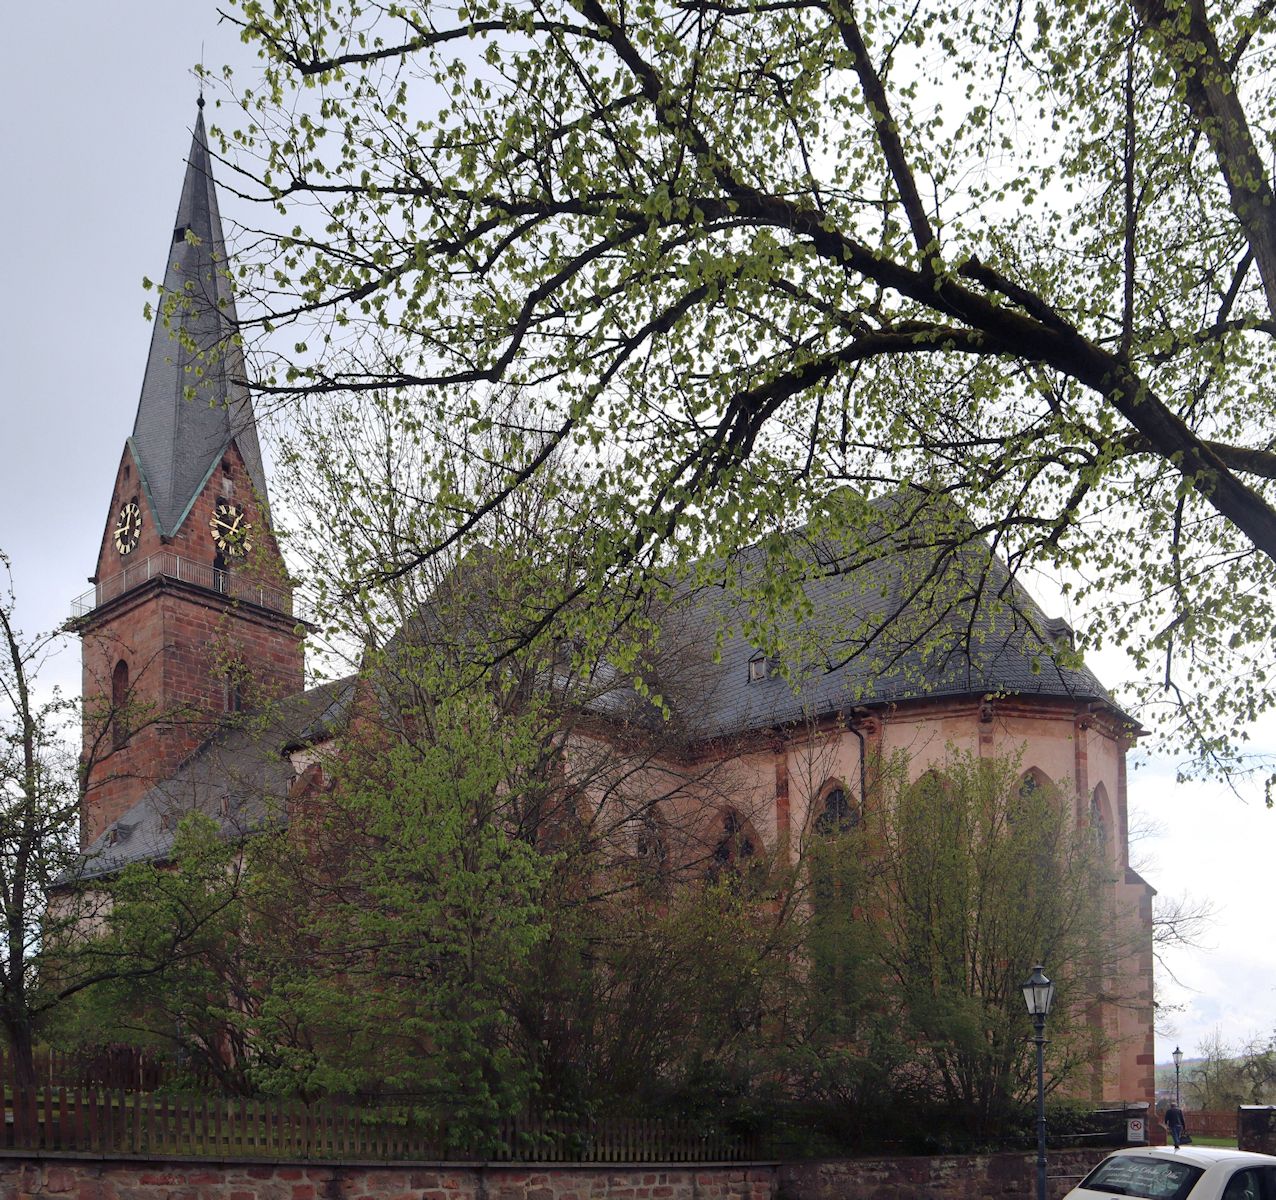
[814,782,860,837]
[1090,783,1111,863]
[809,782,862,1006]
[630,808,670,893]
[110,660,130,750]
[1012,768,1054,825]
[707,808,762,890]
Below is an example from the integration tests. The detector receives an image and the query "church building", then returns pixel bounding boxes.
[72,104,1158,1109]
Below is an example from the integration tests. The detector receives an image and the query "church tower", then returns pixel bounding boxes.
[76,101,304,848]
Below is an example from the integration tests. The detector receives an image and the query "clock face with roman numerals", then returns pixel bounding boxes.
[114,499,142,555]
[209,500,252,556]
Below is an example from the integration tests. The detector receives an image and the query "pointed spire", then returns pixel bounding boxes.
[129,104,269,536]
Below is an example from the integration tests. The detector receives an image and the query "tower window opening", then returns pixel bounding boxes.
[110,660,130,750]
[224,666,245,714]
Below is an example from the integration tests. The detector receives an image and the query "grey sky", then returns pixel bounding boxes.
[1,2,1271,1074]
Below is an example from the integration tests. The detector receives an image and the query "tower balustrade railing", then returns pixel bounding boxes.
[71,552,292,619]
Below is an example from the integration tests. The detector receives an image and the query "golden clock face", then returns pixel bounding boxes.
[209,500,252,556]
[114,499,142,555]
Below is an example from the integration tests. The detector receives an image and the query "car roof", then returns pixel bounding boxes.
[1104,1147,1276,1170]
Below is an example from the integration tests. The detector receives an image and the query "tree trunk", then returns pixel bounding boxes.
[3,1009,38,1088]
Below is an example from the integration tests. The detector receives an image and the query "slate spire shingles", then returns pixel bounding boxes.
[129,103,269,536]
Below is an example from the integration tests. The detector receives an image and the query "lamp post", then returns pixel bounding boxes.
[1022,965,1056,1200]
[1173,1046,1183,1107]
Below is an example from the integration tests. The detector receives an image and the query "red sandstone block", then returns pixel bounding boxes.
[278,1169,304,1181]
[139,1173,184,1186]
[292,1186,316,1200]
[653,1188,675,1196]
[230,1192,257,1200]
[43,1166,79,1193]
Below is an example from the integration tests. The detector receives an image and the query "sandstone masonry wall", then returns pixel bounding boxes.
[778,1149,1110,1200]
[0,1159,772,1200]
[0,1149,1115,1200]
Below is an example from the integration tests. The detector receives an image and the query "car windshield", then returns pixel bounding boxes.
[1079,1156,1205,1200]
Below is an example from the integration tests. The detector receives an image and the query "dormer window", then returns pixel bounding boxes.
[173,224,191,244]
[748,652,771,683]
[1044,616,1075,649]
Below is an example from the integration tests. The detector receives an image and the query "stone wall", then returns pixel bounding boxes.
[778,1148,1112,1200]
[0,1158,774,1200]
[0,1148,1117,1200]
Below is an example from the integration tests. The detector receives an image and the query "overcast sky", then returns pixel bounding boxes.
[1,3,1272,1072]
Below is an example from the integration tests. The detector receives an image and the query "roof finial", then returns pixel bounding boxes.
[197,43,206,109]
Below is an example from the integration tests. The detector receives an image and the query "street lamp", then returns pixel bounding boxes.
[1173,1046,1184,1107]
[1022,965,1056,1200]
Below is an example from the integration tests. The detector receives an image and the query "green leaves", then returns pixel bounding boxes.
[223,0,1276,783]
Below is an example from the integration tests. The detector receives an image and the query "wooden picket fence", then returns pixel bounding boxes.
[0,1044,191,1094]
[0,1085,757,1162]
[1185,1110,1238,1138]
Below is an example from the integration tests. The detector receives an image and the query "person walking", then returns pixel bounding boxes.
[1165,1102,1188,1149]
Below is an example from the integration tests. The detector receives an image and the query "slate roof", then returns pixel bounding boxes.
[76,677,354,881]
[130,102,268,537]
[653,508,1118,740]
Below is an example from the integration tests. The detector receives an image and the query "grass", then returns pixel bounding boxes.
[1186,1136,1237,1149]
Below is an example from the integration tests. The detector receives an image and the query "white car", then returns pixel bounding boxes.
[1065,1146,1276,1200]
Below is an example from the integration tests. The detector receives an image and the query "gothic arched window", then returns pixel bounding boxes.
[814,783,860,836]
[708,808,762,890]
[1090,784,1111,862]
[630,809,670,894]
[1012,768,1054,825]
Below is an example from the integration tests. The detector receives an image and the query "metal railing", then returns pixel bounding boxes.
[71,552,292,618]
